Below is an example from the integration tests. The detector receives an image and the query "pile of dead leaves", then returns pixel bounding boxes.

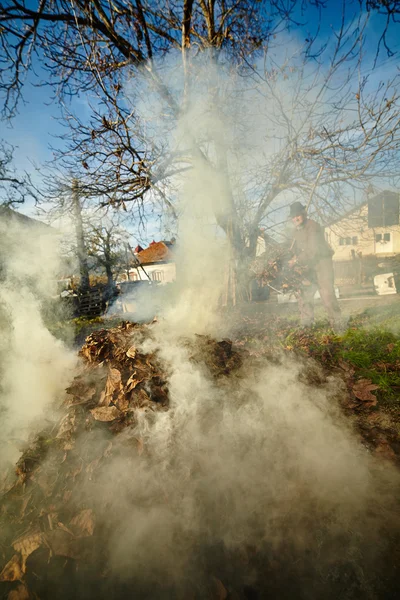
[250,249,314,295]
[0,322,243,600]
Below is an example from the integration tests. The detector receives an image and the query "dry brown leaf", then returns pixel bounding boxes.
[98,390,107,406]
[108,368,122,388]
[7,584,29,600]
[126,373,143,392]
[90,406,121,422]
[115,393,129,412]
[12,530,43,571]
[100,368,123,407]
[338,359,355,375]
[70,509,95,537]
[0,555,23,582]
[352,379,379,404]
[126,346,137,359]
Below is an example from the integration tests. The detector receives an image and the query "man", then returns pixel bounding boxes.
[288,202,341,327]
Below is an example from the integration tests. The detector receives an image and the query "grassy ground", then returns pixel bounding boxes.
[232,300,400,404]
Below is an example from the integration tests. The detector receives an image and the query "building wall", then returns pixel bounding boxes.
[128,262,176,284]
[325,205,400,261]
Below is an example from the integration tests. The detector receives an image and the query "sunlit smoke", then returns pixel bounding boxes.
[0,216,76,466]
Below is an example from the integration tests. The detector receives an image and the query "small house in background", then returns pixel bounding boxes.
[324,190,400,287]
[126,239,176,284]
[325,191,400,260]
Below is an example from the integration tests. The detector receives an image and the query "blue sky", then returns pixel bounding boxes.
[1,0,399,239]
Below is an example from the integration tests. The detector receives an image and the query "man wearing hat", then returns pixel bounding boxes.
[288,202,341,327]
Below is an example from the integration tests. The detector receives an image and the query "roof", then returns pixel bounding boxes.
[325,190,400,228]
[0,206,50,230]
[324,203,366,228]
[136,241,174,265]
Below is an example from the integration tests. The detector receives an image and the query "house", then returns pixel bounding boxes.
[324,190,400,286]
[127,240,176,284]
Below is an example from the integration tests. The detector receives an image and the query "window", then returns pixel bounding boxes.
[376,233,391,243]
[152,270,164,282]
[340,237,358,246]
[368,191,399,228]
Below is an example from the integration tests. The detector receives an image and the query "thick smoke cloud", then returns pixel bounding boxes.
[87,54,400,596]
[81,334,399,597]
[0,216,76,466]
[2,51,399,599]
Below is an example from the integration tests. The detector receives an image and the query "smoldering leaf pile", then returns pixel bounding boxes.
[1,321,400,600]
[0,322,242,598]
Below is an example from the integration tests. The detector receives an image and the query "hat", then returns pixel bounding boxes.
[289,202,306,218]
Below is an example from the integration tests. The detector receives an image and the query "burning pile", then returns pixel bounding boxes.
[1,322,400,600]
[0,322,243,599]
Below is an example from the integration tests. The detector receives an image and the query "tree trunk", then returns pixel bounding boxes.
[72,179,90,291]
[214,141,250,305]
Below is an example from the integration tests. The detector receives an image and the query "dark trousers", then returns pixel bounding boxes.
[297,258,341,326]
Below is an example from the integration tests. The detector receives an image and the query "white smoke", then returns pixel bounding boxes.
[81,54,400,594]
[0,216,76,466]
[82,332,399,596]
[2,52,398,599]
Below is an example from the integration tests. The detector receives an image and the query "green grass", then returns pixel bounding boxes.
[339,328,400,366]
[282,322,400,405]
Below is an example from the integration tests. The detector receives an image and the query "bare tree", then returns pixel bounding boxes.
[37,172,133,289]
[71,178,90,290]
[85,216,131,287]
[0,140,35,205]
[364,0,400,61]
[233,35,400,254]
[0,1,295,211]
[1,1,399,291]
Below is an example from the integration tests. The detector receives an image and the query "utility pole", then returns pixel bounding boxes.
[72,179,90,291]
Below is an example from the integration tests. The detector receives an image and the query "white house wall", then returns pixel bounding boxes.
[325,205,400,260]
[129,262,176,284]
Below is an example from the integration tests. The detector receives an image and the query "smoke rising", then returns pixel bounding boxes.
[79,333,398,597]
[2,52,400,600]
[0,216,76,466]
[84,54,400,595]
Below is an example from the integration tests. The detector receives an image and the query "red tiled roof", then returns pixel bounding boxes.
[136,241,173,265]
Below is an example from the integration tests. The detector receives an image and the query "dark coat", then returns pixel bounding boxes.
[293,218,333,268]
